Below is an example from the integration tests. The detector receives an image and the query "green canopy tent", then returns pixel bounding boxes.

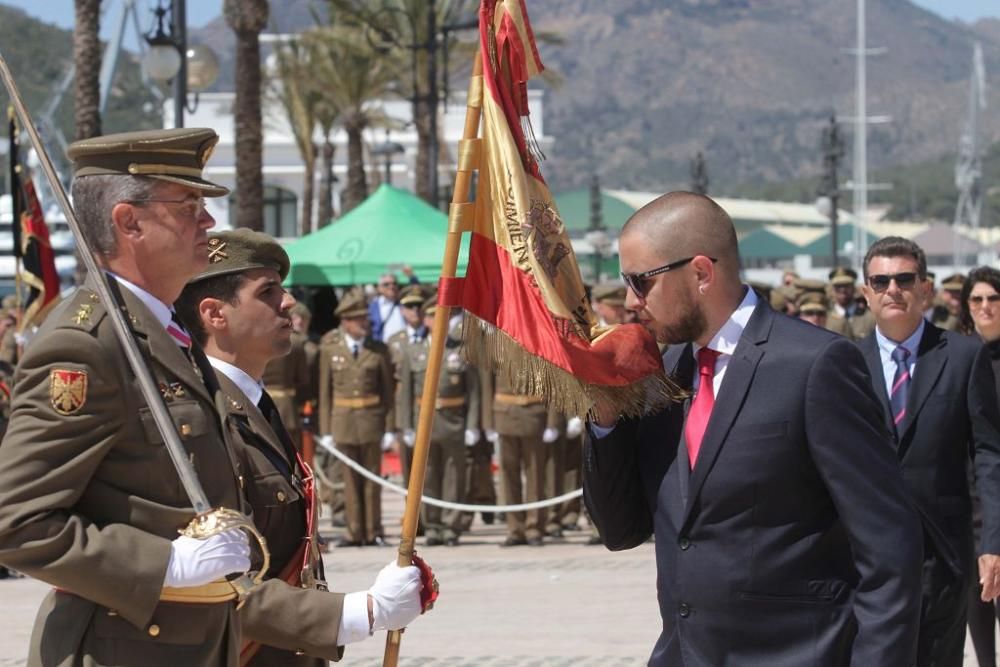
[738,228,806,261]
[802,224,880,262]
[284,184,469,286]
[553,189,637,234]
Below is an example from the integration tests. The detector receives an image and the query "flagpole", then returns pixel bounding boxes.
[383,51,482,667]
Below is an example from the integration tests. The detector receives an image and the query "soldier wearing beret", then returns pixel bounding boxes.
[828,266,875,340]
[0,128,253,666]
[318,291,395,547]
[176,230,427,665]
[388,285,429,487]
[397,296,481,546]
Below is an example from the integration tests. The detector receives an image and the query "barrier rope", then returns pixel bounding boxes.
[316,439,583,512]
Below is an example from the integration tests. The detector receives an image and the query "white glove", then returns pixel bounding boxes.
[566,416,584,439]
[319,434,334,450]
[542,427,560,443]
[163,529,251,588]
[485,429,500,444]
[464,429,480,447]
[369,560,423,632]
[403,429,416,447]
[381,432,396,452]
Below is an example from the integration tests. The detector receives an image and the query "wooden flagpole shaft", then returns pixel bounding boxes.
[383,51,484,667]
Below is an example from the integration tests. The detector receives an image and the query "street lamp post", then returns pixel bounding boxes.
[817,115,845,267]
[142,0,219,128]
[584,174,610,283]
[371,128,405,186]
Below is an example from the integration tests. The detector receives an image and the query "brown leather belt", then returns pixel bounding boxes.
[334,395,381,408]
[495,392,544,406]
[429,396,466,409]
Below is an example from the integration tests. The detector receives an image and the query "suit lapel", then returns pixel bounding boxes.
[681,302,770,528]
[899,324,947,440]
[860,334,894,437]
[217,374,291,468]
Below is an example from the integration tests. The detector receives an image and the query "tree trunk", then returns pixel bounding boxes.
[73,0,102,141]
[317,136,335,227]
[342,124,367,214]
[225,0,268,231]
[412,96,433,204]
[300,148,315,237]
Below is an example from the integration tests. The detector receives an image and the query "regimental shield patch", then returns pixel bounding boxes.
[50,370,88,415]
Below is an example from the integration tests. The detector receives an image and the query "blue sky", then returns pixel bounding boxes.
[0,0,996,51]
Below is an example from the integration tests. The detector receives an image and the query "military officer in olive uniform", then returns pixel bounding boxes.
[483,374,559,546]
[262,322,311,453]
[0,129,253,666]
[318,291,395,547]
[790,277,852,338]
[176,229,427,666]
[933,273,966,333]
[387,285,428,486]
[397,296,480,546]
[828,266,876,340]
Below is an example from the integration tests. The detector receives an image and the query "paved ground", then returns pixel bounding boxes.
[0,486,992,666]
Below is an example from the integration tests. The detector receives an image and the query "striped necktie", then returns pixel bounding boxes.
[889,345,911,433]
[167,312,192,349]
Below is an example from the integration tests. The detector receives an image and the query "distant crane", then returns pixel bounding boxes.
[953,42,987,268]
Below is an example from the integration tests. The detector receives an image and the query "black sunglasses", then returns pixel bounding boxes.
[621,256,718,298]
[867,272,918,293]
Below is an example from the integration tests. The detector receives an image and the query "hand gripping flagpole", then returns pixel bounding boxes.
[383,51,483,667]
[0,52,268,601]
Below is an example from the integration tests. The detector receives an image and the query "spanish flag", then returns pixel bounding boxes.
[9,108,60,331]
[442,0,679,417]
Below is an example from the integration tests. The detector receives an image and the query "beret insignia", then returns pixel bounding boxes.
[50,369,88,415]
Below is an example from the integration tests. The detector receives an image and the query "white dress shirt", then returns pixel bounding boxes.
[377,296,406,343]
[874,319,924,398]
[111,273,175,333]
[206,356,264,406]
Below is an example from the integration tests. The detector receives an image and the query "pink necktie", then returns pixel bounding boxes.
[685,347,720,469]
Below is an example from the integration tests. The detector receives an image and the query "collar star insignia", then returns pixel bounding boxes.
[73,304,94,325]
[207,237,228,263]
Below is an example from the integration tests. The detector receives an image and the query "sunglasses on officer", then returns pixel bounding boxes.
[621,256,718,298]
[866,272,918,293]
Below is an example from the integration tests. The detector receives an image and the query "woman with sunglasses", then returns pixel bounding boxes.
[960,266,1000,667]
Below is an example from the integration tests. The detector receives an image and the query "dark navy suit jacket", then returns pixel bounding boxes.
[584,301,923,666]
[858,322,1000,578]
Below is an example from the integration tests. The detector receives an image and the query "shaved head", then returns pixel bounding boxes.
[622,191,740,281]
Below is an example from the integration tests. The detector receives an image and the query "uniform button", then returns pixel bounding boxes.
[179,423,192,437]
[678,603,690,618]
[276,491,287,502]
[678,538,691,550]
[107,609,118,617]
[148,624,161,637]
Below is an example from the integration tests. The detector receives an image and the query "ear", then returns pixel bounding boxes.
[198,297,227,336]
[110,202,142,241]
[691,255,716,291]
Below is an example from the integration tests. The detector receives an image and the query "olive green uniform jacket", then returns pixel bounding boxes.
[317,330,394,444]
[0,283,245,667]
[261,331,312,442]
[215,372,345,666]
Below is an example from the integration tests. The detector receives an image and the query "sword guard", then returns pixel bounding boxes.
[181,507,270,607]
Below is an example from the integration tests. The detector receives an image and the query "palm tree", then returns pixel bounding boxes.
[224,0,269,231]
[269,37,319,236]
[308,26,397,213]
[73,0,101,141]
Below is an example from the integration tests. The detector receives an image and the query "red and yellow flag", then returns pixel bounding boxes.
[441,0,678,417]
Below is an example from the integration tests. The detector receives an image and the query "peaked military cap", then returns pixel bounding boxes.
[66,128,229,197]
[796,290,829,314]
[188,229,289,283]
[828,266,857,286]
[941,273,966,291]
[335,289,369,319]
[592,283,627,305]
[791,277,827,296]
[423,293,439,317]
[399,285,426,307]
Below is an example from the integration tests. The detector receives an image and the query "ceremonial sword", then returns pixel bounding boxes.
[0,52,268,599]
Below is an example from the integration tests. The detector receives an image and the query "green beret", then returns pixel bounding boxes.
[335,289,368,319]
[188,229,289,283]
[828,266,857,286]
[66,128,228,197]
